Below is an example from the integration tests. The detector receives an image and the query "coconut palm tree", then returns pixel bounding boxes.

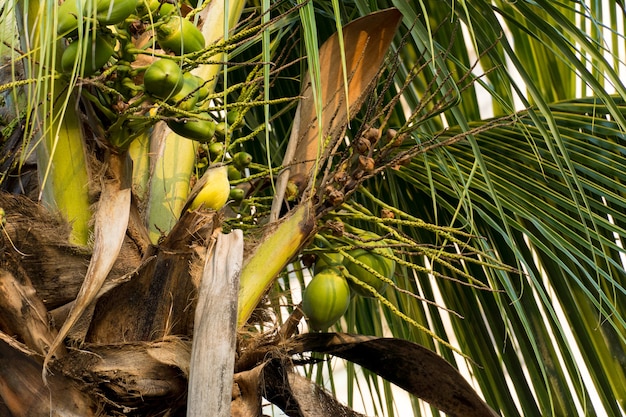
[0,0,624,416]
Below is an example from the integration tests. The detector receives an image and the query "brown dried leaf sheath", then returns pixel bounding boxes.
[289,8,403,181]
[287,333,501,417]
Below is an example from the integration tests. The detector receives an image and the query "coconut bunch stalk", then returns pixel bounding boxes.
[125,128,150,202]
[144,0,245,244]
[15,0,92,247]
[236,8,403,332]
[135,3,247,414]
[145,124,198,243]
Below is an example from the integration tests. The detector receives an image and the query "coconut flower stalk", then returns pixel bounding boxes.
[238,200,316,327]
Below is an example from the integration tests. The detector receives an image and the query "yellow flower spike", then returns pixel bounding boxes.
[183,164,230,212]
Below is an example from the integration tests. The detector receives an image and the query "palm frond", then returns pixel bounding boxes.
[291,1,626,415]
[2,0,626,416]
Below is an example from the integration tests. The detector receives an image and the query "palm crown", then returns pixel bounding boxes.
[0,1,624,416]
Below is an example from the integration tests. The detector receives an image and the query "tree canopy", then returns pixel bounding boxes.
[0,1,624,416]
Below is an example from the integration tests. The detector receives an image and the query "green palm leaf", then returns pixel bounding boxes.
[274,1,626,415]
[387,97,626,414]
[2,0,626,415]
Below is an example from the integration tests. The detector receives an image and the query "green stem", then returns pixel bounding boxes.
[146,124,197,244]
[16,0,92,246]
[238,202,316,327]
[144,0,246,241]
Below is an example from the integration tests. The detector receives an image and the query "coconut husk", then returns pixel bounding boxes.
[0,333,99,417]
[86,209,217,343]
[0,192,142,309]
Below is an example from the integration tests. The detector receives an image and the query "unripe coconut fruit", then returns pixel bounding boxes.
[168,72,203,111]
[229,187,245,203]
[95,0,139,25]
[232,151,253,170]
[156,15,205,55]
[135,0,174,18]
[302,268,351,331]
[227,165,242,181]
[61,35,114,76]
[208,141,225,159]
[143,58,184,98]
[167,113,216,142]
[313,252,344,275]
[344,232,395,297]
[57,0,138,36]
